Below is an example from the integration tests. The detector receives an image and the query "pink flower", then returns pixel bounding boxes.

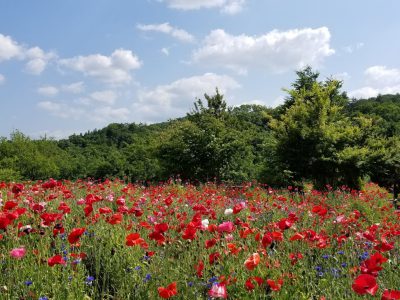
[208,283,227,299]
[10,247,26,259]
[217,221,234,234]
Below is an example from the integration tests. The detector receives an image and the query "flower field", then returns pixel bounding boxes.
[0,179,400,299]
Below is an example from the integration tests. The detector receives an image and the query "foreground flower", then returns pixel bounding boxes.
[158,282,178,299]
[382,290,400,300]
[352,274,378,296]
[48,255,66,267]
[267,278,283,291]
[10,247,26,259]
[68,228,86,244]
[208,282,227,299]
[244,253,260,271]
[217,222,234,234]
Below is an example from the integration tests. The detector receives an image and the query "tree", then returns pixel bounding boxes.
[366,136,400,201]
[270,77,373,189]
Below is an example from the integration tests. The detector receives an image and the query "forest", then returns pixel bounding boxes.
[1,67,399,193]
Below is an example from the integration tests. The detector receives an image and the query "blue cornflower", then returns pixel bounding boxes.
[24,280,33,286]
[331,268,340,278]
[322,254,330,259]
[315,266,323,272]
[39,297,49,300]
[85,276,94,285]
[144,274,151,282]
[208,276,218,283]
[143,255,151,261]
[341,262,348,267]
[134,266,141,271]
[188,282,194,287]
[337,251,344,255]
[359,252,369,261]
[318,272,324,277]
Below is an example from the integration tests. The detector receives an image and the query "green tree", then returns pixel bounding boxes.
[270,78,373,189]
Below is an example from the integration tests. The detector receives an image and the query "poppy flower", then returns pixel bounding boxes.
[244,253,260,271]
[195,260,204,278]
[48,255,66,267]
[267,278,283,291]
[233,202,246,214]
[205,238,218,249]
[209,252,221,265]
[208,283,227,299]
[245,276,264,291]
[157,282,177,299]
[382,289,400,300]
[217,222,234,234]
[68,228,86,244]
[360,252,387,276]
[352,274,378,296]
[10,247,26,259]
[126,233,148,248]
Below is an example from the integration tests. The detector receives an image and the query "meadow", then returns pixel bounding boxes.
[0,179,399,299]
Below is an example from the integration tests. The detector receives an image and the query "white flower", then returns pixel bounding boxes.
[224,208,233,215]
[201,219,209,229]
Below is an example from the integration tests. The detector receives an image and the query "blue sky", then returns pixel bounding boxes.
[1,0,399,138]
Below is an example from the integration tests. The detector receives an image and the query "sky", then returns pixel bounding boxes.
[1,0,400,139]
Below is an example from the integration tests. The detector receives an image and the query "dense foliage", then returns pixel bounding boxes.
[1,68,400,192]
[0,180,399,299]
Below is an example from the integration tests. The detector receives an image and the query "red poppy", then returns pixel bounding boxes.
[195,260,204,278]
[352,274,378,296]
[99,207,113,214]
[182,224,197,240]
[277,218,293,230]
[48,255,66,267]
[155,223,169,233]
[361,252,388,276]
[126,233,148,248]
[245,276,264,291]
[382,289,400,300]
[68,227,86,244]
[209,252,221,265]
[158,282,177,299]
[205,238,217,249]
[107,213,123,225]
[244,253,260,271]
[267,278,283,291]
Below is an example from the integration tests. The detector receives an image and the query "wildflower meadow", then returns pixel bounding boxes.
[0,179,399,299]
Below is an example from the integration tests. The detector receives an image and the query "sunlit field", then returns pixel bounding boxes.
[0,179,399,299]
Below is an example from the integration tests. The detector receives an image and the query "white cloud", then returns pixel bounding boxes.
[90,106,130,122]
[0,74,5,85]
[332,72,351,81]
[192,27,334,74]
[59,49,142,85]
[37,85,59,97]
[343,42,364,54]
[61,81,85,94]
[37,101,85,119]
[135,73,240,122]
[90,90,118,105]
[137,23,195,43]
[0,34,22,61]
[24,47,57,75]
[37,99,130,123]
[349,65,400,98]
[161,47,170,56]
[0,34,55,74]
[160,0,246,14]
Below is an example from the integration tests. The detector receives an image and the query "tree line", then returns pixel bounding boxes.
[1,67,399,195]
